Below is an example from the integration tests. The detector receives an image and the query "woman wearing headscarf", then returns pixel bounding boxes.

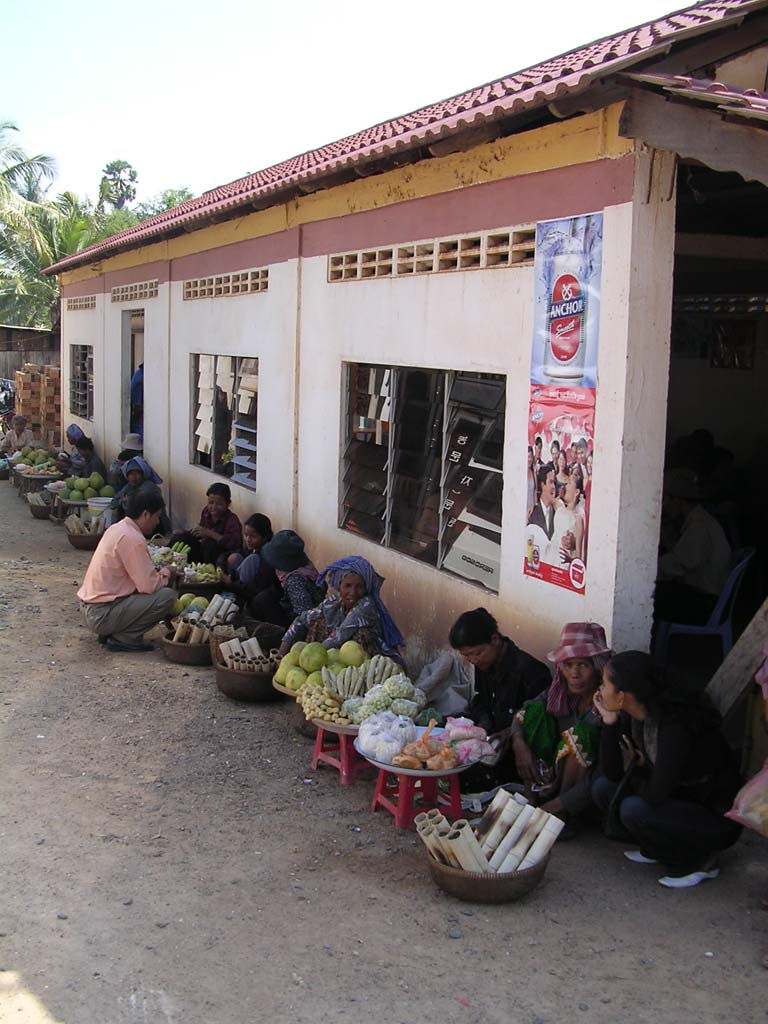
[510,622,611,823]
[107,432,144,488]
[277,555,404,660]
[110,457,170,534]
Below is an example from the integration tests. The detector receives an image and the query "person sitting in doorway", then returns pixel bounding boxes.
[655,468,731,625]
[591,651,742,888]
[110,457,170,534]
[77,488,178,653]
[1,414,35,454]
[510,622,611,828]
[223,513,277,609]
[170,482,243,567]
[107,432,144,488]
[449,608,551,792]
[278,555,404,661]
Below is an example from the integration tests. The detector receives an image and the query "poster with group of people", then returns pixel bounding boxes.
[523,213,603,594]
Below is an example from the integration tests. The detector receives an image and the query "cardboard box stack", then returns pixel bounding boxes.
[14,363,62,446]
[14,363,42,428]
[39,365,62,444]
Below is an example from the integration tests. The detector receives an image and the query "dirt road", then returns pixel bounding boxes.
[0,483,765,1023]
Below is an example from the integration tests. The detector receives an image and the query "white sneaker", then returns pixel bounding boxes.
[658,866,720,889]
[624,850,658,864]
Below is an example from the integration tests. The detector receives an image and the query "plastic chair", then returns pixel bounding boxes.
[654,547,755,665]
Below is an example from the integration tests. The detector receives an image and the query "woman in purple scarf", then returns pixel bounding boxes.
[278,554,404,661]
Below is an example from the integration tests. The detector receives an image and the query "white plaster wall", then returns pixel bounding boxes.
[294,237,635,663]
[166,260,299,530]
[61,295,105,446]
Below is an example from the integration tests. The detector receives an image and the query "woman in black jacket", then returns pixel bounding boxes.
[592,651,741,888]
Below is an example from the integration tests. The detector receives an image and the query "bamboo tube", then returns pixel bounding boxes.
[189,625,206,645]
[497,808,547,874]
[481,794,528,855]
[435,827,462,868]
[201,593,224,624]
[416,824,449,864]
[488,804,535,870]
[446,830,486,873]
[451,820,492,873]
[228,638,245,658]
[243,635,265,659]
[475,788,512,843]
[519,816,565,870]
[414,812,430,830]
[173,620,191,643]
[426,809,446,825]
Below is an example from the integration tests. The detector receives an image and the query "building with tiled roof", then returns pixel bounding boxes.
[52,0,768,661]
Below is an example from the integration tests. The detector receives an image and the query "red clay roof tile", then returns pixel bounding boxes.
[46,0,767,275]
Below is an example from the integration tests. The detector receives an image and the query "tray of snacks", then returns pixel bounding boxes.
[354,719,490,778]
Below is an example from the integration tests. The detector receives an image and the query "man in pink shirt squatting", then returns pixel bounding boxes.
[77,489,177,653]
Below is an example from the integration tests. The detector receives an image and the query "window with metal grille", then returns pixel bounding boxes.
[341,362,506,592]
[111,280,159,303]
[191,355,258,490]
[183,268,268,300]
[328,226,536,283]
[66,295,96,311]
[69,344,94,420]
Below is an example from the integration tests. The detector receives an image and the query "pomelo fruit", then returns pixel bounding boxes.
[286,667,308,691]
[99,486,115,497]
[69,490,84,501]
[74,477,90,492]
[172,599,185,616]
[305,670,324,689]
[89,472,104,491]
[189,597,209,611]
[298,642,327,673]
[179,593,196,609]
[285,641,307,667]
[339,640,366,667]
[83,487,97,499]
[274,657,291,685]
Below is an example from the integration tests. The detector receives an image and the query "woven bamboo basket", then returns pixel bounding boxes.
[426,852,550,904]
[161,636,212,666]
[212,650,280,703]
[29,503,52,520]
[67,532,102,551]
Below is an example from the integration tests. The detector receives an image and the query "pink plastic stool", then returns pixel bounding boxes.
[370,769,462,829]
[311,726,367,786]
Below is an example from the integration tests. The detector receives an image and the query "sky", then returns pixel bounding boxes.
[2,0,679,206]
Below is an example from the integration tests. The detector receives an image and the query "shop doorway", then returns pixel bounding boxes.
[661,163,768,668]
[121,309,144,443]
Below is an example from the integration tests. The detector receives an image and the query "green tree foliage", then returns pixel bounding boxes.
[135,187,193,220]
[98,159,138,211]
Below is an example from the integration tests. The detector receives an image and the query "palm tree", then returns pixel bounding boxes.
[98,159,138,211]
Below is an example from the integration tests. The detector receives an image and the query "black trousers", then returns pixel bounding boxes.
[592,776,740,870]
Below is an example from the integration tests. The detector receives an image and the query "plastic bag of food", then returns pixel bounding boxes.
[725,759,768,837]
[415,707,444,727]
[444,716,488,741]
[415,650,472,716]
[390,698,419,719]
[389,715,417,745]
[453,737,496,764]
[341,696,365,719]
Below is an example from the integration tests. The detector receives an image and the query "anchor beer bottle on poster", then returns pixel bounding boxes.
[544,252,587,381]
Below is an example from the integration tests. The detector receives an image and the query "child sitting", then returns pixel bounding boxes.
[171,482,242,566]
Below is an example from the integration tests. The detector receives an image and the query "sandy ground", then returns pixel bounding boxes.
[0,483,766,1024]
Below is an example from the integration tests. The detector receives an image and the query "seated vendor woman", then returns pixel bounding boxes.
[278,555,404,660]
[77,489,177,652]
[252,530,323,628]
[58,425,105,477]
[592,651,742,889]
[223,513,277,605]
[511,622,611,824]
[1,415,35,453]
[170,482,242,566]
[110,457,170,534]
[107,432,144,488]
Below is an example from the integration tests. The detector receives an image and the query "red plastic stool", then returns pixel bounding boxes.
[370,769,462,829]
[311,725,367,786]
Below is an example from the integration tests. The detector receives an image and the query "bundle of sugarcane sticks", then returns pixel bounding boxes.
[415,790,564,874]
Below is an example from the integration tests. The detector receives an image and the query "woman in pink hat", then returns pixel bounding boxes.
[510,622,611,824]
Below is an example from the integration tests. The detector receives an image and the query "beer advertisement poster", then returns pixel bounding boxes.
[524,212,602,594]
[529,213,603,388]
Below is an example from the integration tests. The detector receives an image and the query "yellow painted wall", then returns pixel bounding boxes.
[60,105,631,287]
